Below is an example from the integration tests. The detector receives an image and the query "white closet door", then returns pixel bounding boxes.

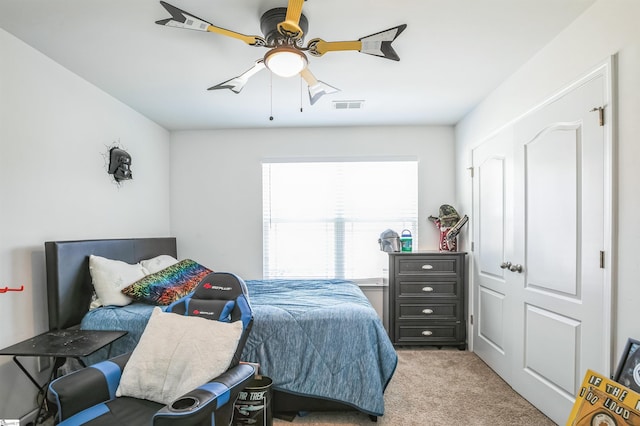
[509,72,608,424]
[471,63,612,425]
[472,128,519,382]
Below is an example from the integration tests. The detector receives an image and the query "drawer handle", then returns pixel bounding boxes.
[422,286,434,292]
[422,264,434,270]
[422,330,433,336]
[422,309,433,315]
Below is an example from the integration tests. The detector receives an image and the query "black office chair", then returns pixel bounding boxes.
[49,272,254,426]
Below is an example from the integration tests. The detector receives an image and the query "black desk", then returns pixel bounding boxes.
[0,329,127,423]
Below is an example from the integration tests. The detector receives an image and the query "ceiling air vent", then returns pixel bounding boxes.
[332,100,364,110]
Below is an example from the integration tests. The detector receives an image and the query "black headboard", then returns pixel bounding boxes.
[45,237,177,331]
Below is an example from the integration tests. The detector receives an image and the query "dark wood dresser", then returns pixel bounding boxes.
[387,251,467,348]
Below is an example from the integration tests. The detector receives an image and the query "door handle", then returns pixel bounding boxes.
[500,261,512,269]
[509,264,523,273]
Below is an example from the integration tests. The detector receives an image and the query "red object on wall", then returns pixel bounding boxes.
[0,285,24,293]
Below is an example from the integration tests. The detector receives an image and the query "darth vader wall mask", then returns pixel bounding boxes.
[108,148,132,182]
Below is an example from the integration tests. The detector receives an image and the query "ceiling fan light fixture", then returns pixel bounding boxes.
[264,46,308,78]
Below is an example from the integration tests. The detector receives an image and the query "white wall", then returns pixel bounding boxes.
[170,126,455,280]
[455,0,640,366]
[0,29,171,420]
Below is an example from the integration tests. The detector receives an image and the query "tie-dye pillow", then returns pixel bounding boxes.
[121,259,212,305]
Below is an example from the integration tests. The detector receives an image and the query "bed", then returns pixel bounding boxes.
[44,237,397,420]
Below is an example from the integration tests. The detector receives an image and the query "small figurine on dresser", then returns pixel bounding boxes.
[428,204,469,252]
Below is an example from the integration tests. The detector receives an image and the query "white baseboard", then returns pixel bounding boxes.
[19,407,43,426]
[20,408,54,426]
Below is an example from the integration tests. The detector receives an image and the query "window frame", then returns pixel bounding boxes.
[262,157,419,281]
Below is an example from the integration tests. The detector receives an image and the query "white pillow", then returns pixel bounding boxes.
[89,255,146,307]
[140,255,179,274]
[116,307,243,405]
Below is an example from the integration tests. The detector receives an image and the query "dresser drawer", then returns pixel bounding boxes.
[397,257,459,276]
[396,279,459,298]
[395,322,465,345]
[397,302,460,321]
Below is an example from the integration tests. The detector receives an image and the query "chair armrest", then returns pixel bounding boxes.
[49,352,131,422]
[153,363,256,426]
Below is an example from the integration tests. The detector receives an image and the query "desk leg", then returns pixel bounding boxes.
[35,357,67,424]
[12,356,67,424]
[12,356,41,391]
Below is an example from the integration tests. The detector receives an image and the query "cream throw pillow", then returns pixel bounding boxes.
[116,307,243,405]
[140,255,179,274]
[89,255,146,307]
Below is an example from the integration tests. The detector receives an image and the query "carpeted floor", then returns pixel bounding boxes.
[273,348,557,425]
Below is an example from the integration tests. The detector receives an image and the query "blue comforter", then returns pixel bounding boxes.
[82,279,397,416]
[81,303,154,365]
[242,279,397,416]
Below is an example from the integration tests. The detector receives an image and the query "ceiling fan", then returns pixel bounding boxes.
[156,0,407,105]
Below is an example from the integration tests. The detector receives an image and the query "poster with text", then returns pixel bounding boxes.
[567,369,640,425]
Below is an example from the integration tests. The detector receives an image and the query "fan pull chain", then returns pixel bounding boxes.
[269,72,274,121]
[300,76,304,113]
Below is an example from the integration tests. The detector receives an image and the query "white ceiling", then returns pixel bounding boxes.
[0,0,596,131]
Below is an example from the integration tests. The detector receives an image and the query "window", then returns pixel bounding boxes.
[262,159,418,281]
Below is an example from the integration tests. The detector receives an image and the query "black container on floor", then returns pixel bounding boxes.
[233,376,273,426]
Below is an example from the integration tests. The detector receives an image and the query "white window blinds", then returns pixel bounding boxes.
[262,160,418,280]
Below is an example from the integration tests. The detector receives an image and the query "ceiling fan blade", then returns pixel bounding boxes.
[307,24,407,61]
[277,0,305,39]
[300,68,340,105]
[156,1,267,47]
[208,60,267,93]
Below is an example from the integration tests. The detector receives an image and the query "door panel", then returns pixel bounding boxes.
[478,286,505,351]
[479,157,506,279]
[524,304,580,396]
[510,74,607,423]
[472,129,515,380]
[525,124,579,295]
